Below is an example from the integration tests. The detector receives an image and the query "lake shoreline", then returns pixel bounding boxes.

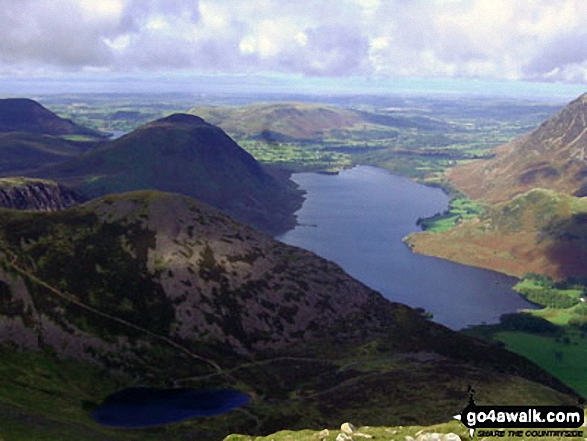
[278,165,536,330]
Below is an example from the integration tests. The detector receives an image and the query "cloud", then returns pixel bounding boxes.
[0,0,586,83]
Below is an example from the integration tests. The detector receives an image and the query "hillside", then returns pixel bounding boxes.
[0,177,85,210]
[38,113,303,234]
[449,93,587,201]
[0,132,94,176]
[0,98,102,137]
[0,191,579,440]
[188,102,447,141]
[405,189,587,280]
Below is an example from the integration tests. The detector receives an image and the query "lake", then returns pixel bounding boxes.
[92,387,250,428]
[278,165,535,329]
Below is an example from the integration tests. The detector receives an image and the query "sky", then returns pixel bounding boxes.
[1,0,587,96]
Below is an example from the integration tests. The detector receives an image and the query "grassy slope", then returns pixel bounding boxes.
[0,133,93,176]
[406,189,587,280]
[494,332,587,398]
[0,192,581,439]
[447,94,587,202]
[225,416,587,441]
[187,103,363,140]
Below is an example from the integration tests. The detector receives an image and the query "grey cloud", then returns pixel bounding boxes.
[0,1,115,68]
[120,0,200,32]
[524,31,587,76]
[295,25,371,76]
[1,0,587,84]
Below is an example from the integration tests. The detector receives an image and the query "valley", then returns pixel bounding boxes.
[0,92,585,440]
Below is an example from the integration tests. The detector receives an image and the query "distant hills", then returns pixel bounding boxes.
[0,191,578,439]
[0,98,103,137]
[188,102,447,141]
[38,113,303,234]
[449,93,587,201]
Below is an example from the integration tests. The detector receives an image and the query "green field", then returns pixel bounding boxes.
[417,197,485,232]
[494,332,587,398]
[468,274,587,398]
[36,94,563,179]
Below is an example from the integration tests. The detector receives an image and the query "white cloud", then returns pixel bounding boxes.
[0,0,586,83]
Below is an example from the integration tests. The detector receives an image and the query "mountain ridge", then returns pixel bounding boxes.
[0,98,103,137]
[36,113,303,234]
[0,190,579,439]
[448,93,587,201]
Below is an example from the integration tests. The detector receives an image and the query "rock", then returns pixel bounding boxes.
[443,434,461,441]
[355,433,374,439]
[341,422,356,434]
[417,433,442,441]
[336,434,353,441]
[405,436,415,441]
[318,429,330,440]
[0,178,85,211]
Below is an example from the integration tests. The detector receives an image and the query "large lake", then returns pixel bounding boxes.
[278,165,535,329]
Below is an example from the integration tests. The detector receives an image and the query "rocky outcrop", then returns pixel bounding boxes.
[0,178,85,211]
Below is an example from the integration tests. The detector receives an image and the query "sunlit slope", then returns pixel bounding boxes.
[406,189,587,280]
[449,93,587,201]
[0,177,84,210]
[188,102,447,141]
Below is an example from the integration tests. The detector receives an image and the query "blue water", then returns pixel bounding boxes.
[92,387,250,428]
[278,165,536,329]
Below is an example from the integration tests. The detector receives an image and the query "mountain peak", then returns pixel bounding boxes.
[149,113,209,127]
[39,113,303,234]
[0,98,100,136]
[449,93,587,201]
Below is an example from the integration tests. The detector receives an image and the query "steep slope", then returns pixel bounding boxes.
[0,98,101,137]
[39,113,303,234]
[0,177,85,210]
[188,102,446,141]
[406,189,587,280]
[449,93,587,201]
[0,132,92,175]
[0,191,579,439]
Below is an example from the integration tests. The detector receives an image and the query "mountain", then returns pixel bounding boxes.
[187,102,447,141]
[448,93,587,201]
[0,177,85,210]
[188,102,361,141]
[0,191,579,439]
[0,98,102,137]
[38,113,303,234]
[0,132,94,176]
[406,188,587,280]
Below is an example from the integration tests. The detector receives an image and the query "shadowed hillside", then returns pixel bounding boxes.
[37,113,303,234]
[0,191,579,440]
[0,98,102,137]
